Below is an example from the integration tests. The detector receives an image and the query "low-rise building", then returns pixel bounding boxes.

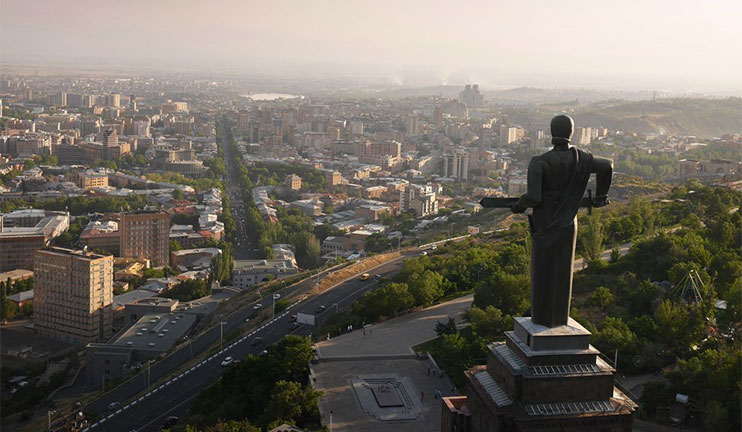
[170,247,221,271]
[232,260,299,289]
[0,213,70,272]
[354,204,391,222]
[79,219,120,256]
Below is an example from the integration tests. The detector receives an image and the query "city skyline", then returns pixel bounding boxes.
[1,0,741,94]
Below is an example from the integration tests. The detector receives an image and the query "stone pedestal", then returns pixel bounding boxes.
[463,317,636,432]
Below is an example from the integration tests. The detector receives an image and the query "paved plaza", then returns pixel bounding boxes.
[311,294,473,432]
[316,294,473,358]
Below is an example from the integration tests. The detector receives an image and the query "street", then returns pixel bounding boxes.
[82,251,413,432]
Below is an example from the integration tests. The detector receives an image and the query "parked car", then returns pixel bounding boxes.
[273,293,281,300]
[108,402,120,410]
[290,322,301,330]
[289,314,297,322]
[253,303,262,310]
[221,356,233,367]
[251,337,263,346]
[162,416,179,427]
[316,305,326,313]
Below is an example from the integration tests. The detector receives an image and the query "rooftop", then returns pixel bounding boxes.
[112,312,196,352]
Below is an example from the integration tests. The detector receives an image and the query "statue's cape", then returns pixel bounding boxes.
[533,148,594,244]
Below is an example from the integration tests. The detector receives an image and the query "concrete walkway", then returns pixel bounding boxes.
[316,294,473,358]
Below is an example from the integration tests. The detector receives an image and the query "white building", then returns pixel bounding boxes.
[232,260,299,289]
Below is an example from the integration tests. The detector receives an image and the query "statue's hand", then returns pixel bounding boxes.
[593,195,610,208]
[511,203,527,214]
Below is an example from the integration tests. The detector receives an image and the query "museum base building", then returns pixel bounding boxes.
[442,317,636,432]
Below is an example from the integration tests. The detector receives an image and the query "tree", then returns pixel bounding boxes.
[592,317,635,355]
[473,270,529,316]
[435,317,458,336]
[1,278,10,321]
[170,240,183,252]
[580,214,604,263]
[259,380,321,427]
[653,300,707,356]
[205,420,260,432]
[294,233,321,269]
[362,282,414,320]
[407,270,445,306]
[587,286,615,310]
[467,305,512,340]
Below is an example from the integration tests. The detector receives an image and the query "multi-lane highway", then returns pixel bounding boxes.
[81,249,416,432]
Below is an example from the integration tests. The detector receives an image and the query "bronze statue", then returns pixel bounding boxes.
[481,115,612,327]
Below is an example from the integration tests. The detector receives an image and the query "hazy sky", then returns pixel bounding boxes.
[2,0,741,92]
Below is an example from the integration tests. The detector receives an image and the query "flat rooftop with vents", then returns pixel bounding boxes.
[112,311,196,353]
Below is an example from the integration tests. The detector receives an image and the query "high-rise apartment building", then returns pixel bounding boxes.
[530,129,545,149]
[499,125,524,146]
[119,211,170,267]
[573,127,592,145]
[407,113,420,136]
[34,247,113,344]
[458,84,484,108]
[442,149,470,181]
[104,93,121,107]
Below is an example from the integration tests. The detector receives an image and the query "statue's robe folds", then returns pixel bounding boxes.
[527,148,594,327]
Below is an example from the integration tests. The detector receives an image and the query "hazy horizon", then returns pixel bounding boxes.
[2,0,741,94]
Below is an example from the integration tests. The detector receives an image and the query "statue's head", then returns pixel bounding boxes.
[550,115,574,145]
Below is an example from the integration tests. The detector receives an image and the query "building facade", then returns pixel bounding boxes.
[34,247,114,344]
[119,211,170,267]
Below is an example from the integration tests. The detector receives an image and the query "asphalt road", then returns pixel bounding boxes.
[82,251,413,432]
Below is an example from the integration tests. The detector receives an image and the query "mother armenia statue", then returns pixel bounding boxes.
[482,115,613,328]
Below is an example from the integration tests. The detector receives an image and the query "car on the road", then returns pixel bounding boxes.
[162,416,179,427]
[108,402,120,410]
[251,337,263,346]
[221,356,233,367]
[316,305,326,313]
[245,317,250,322]
[289,314,297,322]
[290,322,301,330]
[373,274,382,281]
[253,303,262,310]
[360,273,370,281]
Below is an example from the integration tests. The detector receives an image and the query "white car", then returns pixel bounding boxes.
[221,356,233,367]
[245,317,250,322]
[273,293,281,300]
[253,303,262,310]
[108,402,120,410]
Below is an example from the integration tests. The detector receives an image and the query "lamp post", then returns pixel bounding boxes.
[220,321,228,352]
[329,410,333,432]
[146,359,153,390]
[48,409,56,431]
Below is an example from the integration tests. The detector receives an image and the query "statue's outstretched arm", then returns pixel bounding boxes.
[592,156,613,207]
[512,157,543,213]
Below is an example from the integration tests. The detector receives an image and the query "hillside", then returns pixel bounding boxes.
[573,97,741,138]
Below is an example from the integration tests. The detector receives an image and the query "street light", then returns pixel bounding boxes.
[48,409,56,431]
[329,410,333,432]
[146,359,154,390]
[220,321,228,352]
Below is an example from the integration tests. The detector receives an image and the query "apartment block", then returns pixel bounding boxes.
[119,211,170,267]
[34,247,114,344]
